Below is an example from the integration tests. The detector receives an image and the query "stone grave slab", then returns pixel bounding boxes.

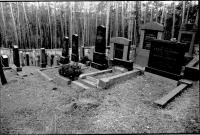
[135,22,164,67]
[145,39,186,81]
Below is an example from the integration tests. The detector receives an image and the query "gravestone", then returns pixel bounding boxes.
[177,23,198,57]
[53,55,58,66]
[109,37,133,71]
[40,48,46,68]
[135,22,164,67]
[47,54,51,67]
[19,51,24,67]
[89,47,94,61]
[12,45,22,71]
[60,37,70,64]
[1,55,9,67]
[91,25,107,70]
[145,39,186,80]
[29,55,33,66]
[25,53,29,66]
[80,46,85,60]
[71,34,79,62]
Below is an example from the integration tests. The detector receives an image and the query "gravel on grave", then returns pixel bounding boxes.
[1,67,199,134]
[42,66,99,80]
[94,71,122,79]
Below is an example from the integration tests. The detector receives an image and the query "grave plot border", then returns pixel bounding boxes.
[36,66,59,82]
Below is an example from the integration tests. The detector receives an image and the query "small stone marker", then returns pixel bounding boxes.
[40,48,46,68]
[1,55,9,67]
[25,53,29,66]
[135,22,164,67]
[60,37,70,64]
[53,55,58,66]
[109,37,133,71]
[91,25,107,70]
[51,54,54,66]
[71,34,79,62]
[80,46,85,60]
[145,39,186,80]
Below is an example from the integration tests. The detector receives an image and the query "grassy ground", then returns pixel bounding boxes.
[0,67,199,134]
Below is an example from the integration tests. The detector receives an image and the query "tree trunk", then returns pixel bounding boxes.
[185,3,190,23]
[64,2,67,37]
[69,2,73,48]
[182,1,185,24]
[106,2,110,46]
[47,2,52,49]
[37,2,43,48]
[0,3,8,48]
[115,2,118,37]
[9,2,18,46]
[54,2,57,49]
[171,2,176,38]
[121,1,124,37]
[59,2,64,49]
[195,9,199,25]
[150,7,153,22]
[135,1,140,46]
[144,1,147,24]
[0,56,7,85]
[160,6,165,24]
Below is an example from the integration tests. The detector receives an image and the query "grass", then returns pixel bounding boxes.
[0,67,199,134]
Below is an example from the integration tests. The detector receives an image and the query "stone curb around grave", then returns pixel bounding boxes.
[79,69,112,79]
[98,69,141,89]
[54,74,71,87]
[36,69,53,82]
[10,64,22,72]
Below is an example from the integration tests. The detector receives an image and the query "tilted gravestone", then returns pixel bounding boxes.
[12,45,22,71]
[40,48,46,68]
[71,34,79,62]
[1,55,9,67]
[109,37,133,71]
[60,37,70,64]
[177,23,198,57]
[91,25,107,70]
[135,22,164,67]
[145,39,186,80]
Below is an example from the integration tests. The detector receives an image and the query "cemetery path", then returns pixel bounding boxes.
[0,67,199,134]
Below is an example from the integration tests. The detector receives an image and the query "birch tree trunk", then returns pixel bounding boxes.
[106,2,110,46]
[0,3,8,48]
[9,2,18,46]
[115,2,118,37]
[182,1,186,24]
[69,2,73,48]
[121,1,124,37]
[47,2,52,49]
[54,2,57,48]
[195,9,199,25]
[160,6,165,24]
[59,3,64,48]
[37,2,42,48]
[185,3,190,23]
[171,2,176,38]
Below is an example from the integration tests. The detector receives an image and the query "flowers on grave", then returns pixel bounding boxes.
[58,63,83,80]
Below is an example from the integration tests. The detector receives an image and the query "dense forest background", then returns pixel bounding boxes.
[0,1,199,49]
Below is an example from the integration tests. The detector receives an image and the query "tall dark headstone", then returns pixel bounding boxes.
[25,53,29,66]
[0,55,7,85]
[91,25,107,70]
[40,48,46,68]
[1,55,9,67]
[60,37,69,64]
[12,45,22,72]
[71,34,79,62]
[145,39,186,80]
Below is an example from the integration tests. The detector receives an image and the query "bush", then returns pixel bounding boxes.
[80,56,91,64]
[58,63,83,80]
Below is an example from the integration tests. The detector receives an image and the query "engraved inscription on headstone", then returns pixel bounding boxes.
[95,25,106,53]
[147,39,186,76]
[180,33,192,53]
[143,30,158,50]
[114,44,124,59]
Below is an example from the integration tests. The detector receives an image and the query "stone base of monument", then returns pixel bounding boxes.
[111,58,133,71]
[59,55,69,64]
[145,67,182,81]
[10,64,22,72]
[91,62,107,70]
[183,56,199,80]
[71,54,79,62]
[40,63,46,68]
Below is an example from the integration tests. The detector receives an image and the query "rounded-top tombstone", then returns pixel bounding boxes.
[95,25,106,54]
